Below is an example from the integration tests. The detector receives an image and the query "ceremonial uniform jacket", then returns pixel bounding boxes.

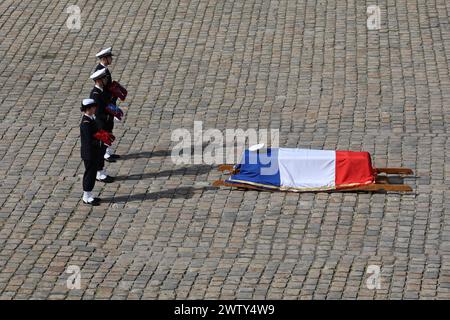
[95,63,117,104]
[80,114,102,161]
[90,86,113,131]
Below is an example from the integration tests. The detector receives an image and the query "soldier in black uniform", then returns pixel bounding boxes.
[90,68,114,183]
[80,99,102,206]
[95,47,120,161]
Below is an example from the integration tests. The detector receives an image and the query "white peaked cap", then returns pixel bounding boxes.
[82,98,95,107]
[90,68,108,80]
[96,47,113,58]
[249,143,265,152]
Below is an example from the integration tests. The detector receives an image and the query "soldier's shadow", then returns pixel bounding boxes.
[119,150,171,160]
[113,164,213,181]
[120,142,210,161]
[103,186,217,203]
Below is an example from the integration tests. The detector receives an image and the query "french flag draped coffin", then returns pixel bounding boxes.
[226,148,376,191]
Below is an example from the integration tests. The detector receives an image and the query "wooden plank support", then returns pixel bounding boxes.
[212,180,225,187]
[218,165,234,172]
[213,180,413,192]
[218,165,239,175]
[375,168,413,175]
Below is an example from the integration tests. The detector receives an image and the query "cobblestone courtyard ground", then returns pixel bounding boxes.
[0,0,449,299]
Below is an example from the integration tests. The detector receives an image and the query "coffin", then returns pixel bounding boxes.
[226,148,376,192]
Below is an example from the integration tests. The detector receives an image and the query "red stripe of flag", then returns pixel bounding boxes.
[335,151,375,188]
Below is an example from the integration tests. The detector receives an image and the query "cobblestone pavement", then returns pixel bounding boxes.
[0,0,449,300]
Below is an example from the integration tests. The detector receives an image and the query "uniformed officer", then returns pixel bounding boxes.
[80,99,102,206]
[90,68,115,183]
[95,47,120,161]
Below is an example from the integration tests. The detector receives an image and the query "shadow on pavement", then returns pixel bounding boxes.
[113,164,214,181]
[102,186,217,203]
[119,150,171,160]
[120,142,211,161]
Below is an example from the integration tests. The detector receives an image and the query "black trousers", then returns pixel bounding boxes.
[83,159,98,192]
[97,145,107,171]
[105,115,114,132]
